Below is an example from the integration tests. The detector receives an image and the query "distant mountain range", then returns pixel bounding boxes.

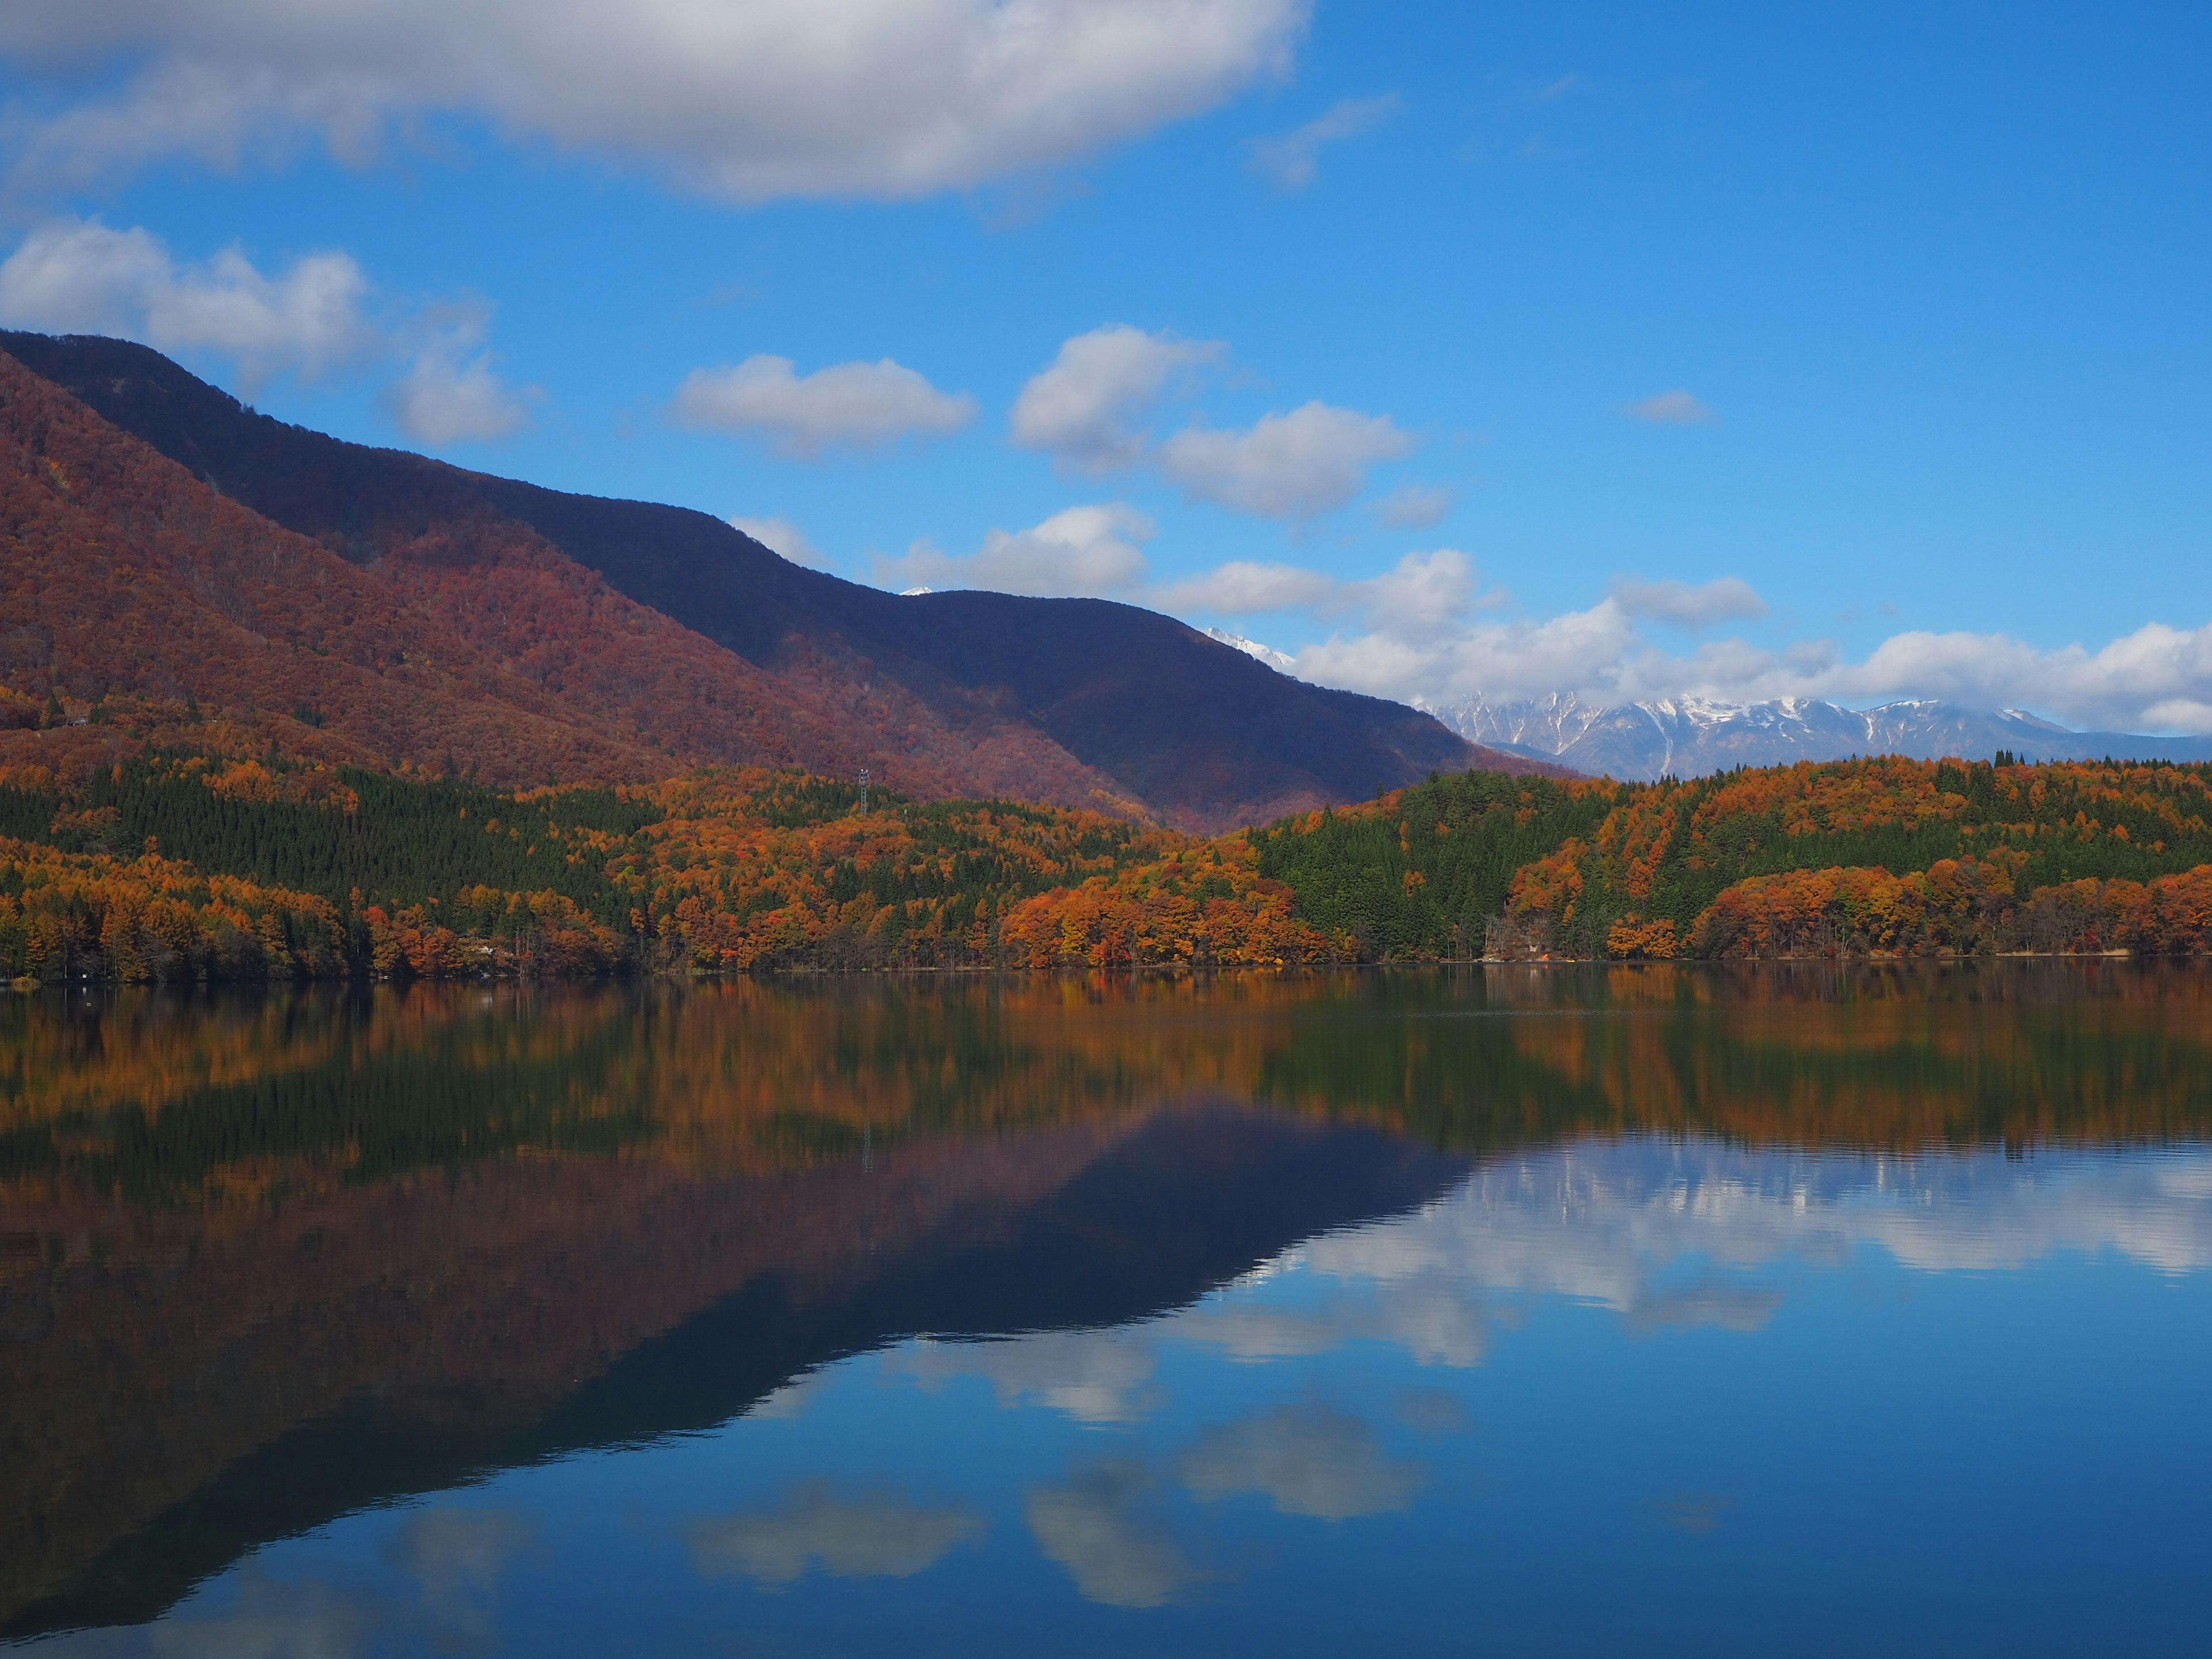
[0,331,1551,830]
[1438,692,2212,781]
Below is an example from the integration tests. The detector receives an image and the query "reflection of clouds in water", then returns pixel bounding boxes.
[747,1368,828,1421]
[895,1331,1162,1424]
[391,1505,532,1635]
[886,1142,2212,1435]
[1174,1302,1347,1360]
[1625,1277,1783,1333]
[1394,1385,1472,1435]
[1290,1142,2212,1328]
[1026,1459,1201,1608]
[1179,1403,1425,1521]
[687,1482,983,1586]
[26,1569,380,1658]
[1173,1278,1487,1369]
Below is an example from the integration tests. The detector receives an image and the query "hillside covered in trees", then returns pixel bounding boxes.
[2,330,1524,831]
[3,749,2211,982]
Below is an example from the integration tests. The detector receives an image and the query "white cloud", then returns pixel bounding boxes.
[1610,575,1768,629]
[1626,389,1716,424]
[0,217,374,384]
[1154,559,1337,614]
[1177,1403,1425,1519]
[1011,324,1224,471]
[1026,1460,1200,1608]
[1247,93,1400,190]
[382,314,532,445]
[1010,328,1416,525]
[1350,547,1482,642]
[687,1483,982,1585]
[729,515,827,568]
[1157,401,1415,519]
[1168,538,2212,735]
[0,1,1310,203]
[1374,482,1456,528]
[879,503,1153,597]
[0,217,537,441]
[671,355,976,458]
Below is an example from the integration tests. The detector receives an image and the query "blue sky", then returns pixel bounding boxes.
[1,2,2207,731]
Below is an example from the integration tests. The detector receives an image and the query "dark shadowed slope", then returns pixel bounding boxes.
[2,331,1544,830]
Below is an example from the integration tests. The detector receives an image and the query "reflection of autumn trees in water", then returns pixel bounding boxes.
[4,965,2211,1633]
[6,967,2212,1201]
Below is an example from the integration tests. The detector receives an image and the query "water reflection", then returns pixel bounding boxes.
[5,965,2211,1655]
[685,1485,985,1587]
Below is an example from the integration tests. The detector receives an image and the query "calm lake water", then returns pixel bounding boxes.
[4,965,2210,1657]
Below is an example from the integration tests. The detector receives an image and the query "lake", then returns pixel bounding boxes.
[4,964,2210,1656]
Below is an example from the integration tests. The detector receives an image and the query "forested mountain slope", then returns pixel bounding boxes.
[1,331,1533,830]
[6,751,2210,984]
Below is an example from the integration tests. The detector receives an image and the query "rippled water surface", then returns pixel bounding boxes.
[5,964,2210,1656]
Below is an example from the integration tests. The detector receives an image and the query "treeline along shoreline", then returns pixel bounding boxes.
[4,750,2211,983]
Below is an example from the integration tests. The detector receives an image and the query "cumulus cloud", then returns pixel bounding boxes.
[0,216,374,384]
[1011,324,1225,471]
[687,1483,982,1585]
[1177,1403,1425,1520]
[729,515,827,568]
[878,503,1153,597]
[1157,401,1415,519]
[1197,540,2212,736]
[0,217,537,441]
[382,312,533,444]
[1626,389,1716,424]
[1026,1460,1200,1608]
[1610,575,1768,629]
[0,1,1310,202]
[1154,559,1338,614]
[1247,93,1399,190]
[671,355,976,457]
[1374,482,1457,528]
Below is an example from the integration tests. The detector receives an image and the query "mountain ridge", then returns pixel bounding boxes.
[0,331,1548,828]
[1438,691,2212,781]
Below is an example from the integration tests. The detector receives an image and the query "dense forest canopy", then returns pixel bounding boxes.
[2,751,2210,982]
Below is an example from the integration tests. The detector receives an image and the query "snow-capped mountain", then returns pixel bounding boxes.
[1438,693,2212,781]
[1202,627,1298,675]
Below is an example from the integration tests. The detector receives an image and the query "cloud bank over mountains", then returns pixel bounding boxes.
[1283,562,2212,738]
[0,0,1312,202]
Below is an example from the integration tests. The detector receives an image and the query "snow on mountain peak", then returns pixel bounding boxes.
[1202,627,1297,675]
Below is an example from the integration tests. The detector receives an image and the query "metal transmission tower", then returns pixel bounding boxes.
[858,768,870,815]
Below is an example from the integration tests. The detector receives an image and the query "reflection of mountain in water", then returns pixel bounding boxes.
[0,1102,1463,1639]
[6,967,2212,1639]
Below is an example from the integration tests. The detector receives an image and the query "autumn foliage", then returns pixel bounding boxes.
[0,836,347,983]
[1491,756,2212,959]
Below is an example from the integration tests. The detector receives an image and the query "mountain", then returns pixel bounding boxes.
[1203,626,1299,674]
[1440,691,2212,781]
[1,332,1543,830]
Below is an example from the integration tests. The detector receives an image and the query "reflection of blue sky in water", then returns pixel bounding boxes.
[889,1140,2212,1434]
[25,1137,2212,1656]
